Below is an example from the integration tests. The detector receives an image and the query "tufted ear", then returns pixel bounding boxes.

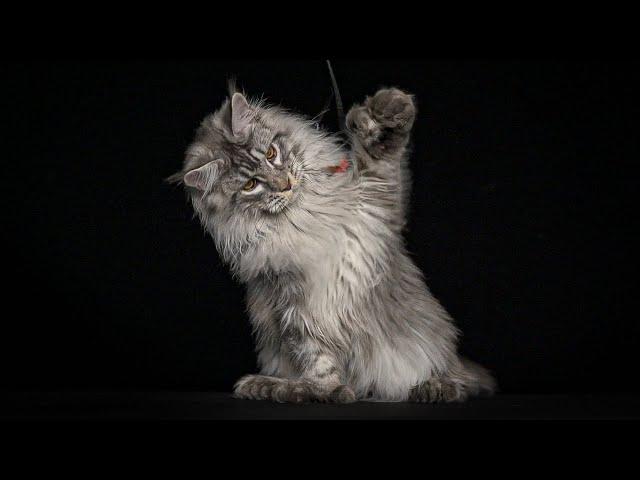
[231,92,252,137]
[183,161,220,191]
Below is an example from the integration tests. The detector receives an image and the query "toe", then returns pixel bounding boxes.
[330,385,357,404]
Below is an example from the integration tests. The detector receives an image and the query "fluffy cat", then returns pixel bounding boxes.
[170,83,496,403]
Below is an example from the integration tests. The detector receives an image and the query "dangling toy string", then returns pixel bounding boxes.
[326,60,345,133]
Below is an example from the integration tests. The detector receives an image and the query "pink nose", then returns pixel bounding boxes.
[274,176,291,192]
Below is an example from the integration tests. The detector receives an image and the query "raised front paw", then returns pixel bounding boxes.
[366,88,416,133]
[346,88,416,157]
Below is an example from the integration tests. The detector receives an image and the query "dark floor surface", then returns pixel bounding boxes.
[2,392,639,420]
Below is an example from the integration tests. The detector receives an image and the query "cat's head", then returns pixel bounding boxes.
[169,85,346,266]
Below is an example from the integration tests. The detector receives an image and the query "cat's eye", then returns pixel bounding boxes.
[263,143,282,169]
[265,145,277,161]
[243,178,258,191]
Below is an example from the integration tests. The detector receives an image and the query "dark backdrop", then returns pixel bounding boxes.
[2,60,638,394]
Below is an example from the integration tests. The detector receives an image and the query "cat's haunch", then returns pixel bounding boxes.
[172,83,496,403]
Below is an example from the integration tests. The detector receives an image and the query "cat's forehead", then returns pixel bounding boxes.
[252,103,310,137]
[248,107,299,145]
[185,102,304,175]
[190,133,261,177]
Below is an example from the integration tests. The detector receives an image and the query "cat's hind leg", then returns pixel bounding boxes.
[408,376,467,403]
[408,358,496,403]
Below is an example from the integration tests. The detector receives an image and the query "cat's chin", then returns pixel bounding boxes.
[262,193,294,215]
[261,182,299,215]
[265,206,287,215]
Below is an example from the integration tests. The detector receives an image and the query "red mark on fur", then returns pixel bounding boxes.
[327,158,350,174]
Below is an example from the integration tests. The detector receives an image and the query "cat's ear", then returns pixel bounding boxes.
[183,161,220,191]
[231,92,252,137]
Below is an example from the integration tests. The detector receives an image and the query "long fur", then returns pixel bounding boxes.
[172,85,496,402]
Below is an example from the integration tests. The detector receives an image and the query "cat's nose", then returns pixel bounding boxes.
[273,176,291,192]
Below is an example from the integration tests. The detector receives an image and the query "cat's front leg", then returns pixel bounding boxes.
[346,88,416,226]
[233,348,356,404]
[233,375,315,403]
[232,374,355,404]
[346,87,416,162]
[297,349,357,404]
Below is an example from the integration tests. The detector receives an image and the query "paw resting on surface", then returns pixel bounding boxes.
[328,384,357,404]
[233,374,357,404]
[346,88,416,157]
[408,378,466,403]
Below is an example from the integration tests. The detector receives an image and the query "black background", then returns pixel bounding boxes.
[2,57,638,395]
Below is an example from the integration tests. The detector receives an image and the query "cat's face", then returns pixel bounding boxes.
[172,89,348,271]
[176,92,317,228]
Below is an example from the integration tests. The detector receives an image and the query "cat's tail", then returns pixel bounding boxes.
[452,357,497,397]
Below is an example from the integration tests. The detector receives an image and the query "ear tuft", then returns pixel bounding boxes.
[165,171,184,185]
[231,92,252,137]
[227,77,238,97]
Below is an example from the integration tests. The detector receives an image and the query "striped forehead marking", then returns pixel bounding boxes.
[252,118,275,147]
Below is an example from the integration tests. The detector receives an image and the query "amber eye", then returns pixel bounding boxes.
[242,178,258,191]
[265,145,277,161]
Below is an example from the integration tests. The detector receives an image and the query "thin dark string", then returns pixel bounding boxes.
[326,60,345,133]
[312,91,334,130]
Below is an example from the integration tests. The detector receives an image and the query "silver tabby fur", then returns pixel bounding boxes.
[171,83,496,403]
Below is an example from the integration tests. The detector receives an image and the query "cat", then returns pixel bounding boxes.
[169,83,496,403]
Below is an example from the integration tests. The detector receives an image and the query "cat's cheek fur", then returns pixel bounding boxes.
[190,192,219,215]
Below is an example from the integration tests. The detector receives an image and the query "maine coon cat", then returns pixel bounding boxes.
[170,83,496,403]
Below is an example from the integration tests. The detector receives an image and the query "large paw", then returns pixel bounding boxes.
[329,385,357,404]
[233,374,285,401]
[233,375,358,404]
[346,88,416,157]
[366,88,416,132]
[408,377,466,403]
